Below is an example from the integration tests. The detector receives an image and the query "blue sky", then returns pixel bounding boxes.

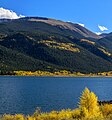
[0,0,111,34]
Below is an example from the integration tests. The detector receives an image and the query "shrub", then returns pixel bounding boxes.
[101,104,112,117]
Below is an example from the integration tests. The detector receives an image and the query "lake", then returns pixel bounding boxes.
[0,76,112,115]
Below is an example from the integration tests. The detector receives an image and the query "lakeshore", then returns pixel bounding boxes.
[1,70,112,77]
[1,88,112,120]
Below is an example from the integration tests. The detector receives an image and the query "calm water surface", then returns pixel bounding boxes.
[0,76,112,115]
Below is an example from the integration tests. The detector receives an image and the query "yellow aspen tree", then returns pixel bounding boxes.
[79,88,102,118]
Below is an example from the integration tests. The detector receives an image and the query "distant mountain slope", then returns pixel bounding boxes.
[0,17,100,39]
[99,33,109,38]
[96,33,112,53]
[27,17,100,39]
[0,17,112,73]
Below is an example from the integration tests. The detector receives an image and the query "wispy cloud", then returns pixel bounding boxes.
[95,32,102,35]
[67,21,71,23]
[0,8,25,19]
[98,25,108,31]
[78,23,85,27]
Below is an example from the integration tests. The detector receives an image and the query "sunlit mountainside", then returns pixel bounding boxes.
[0,17,112,73]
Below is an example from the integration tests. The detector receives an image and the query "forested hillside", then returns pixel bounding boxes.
[0,17,112,74]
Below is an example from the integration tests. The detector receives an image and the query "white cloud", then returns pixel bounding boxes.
[95,32,102,35]
[78,23,85,27]
[98,25,108,31]
[0,8,25,19]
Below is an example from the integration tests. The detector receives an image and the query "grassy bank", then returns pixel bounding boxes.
[1,88,112,120]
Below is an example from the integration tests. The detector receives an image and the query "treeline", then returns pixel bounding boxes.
[1,88,112,120]
[14,70,85,76]
[1,70,112,76]
[0,70,15,75]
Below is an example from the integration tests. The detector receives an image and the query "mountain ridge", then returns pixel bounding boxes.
[0,17,112,73]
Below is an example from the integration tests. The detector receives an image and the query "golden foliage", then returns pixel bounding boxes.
[81,39,95,45]
[101,104,112,117]
[3,114,24,120]
[14,70,85,76]
[98,48,111,56]
[38,40,80,52]
[79,88,102,118]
